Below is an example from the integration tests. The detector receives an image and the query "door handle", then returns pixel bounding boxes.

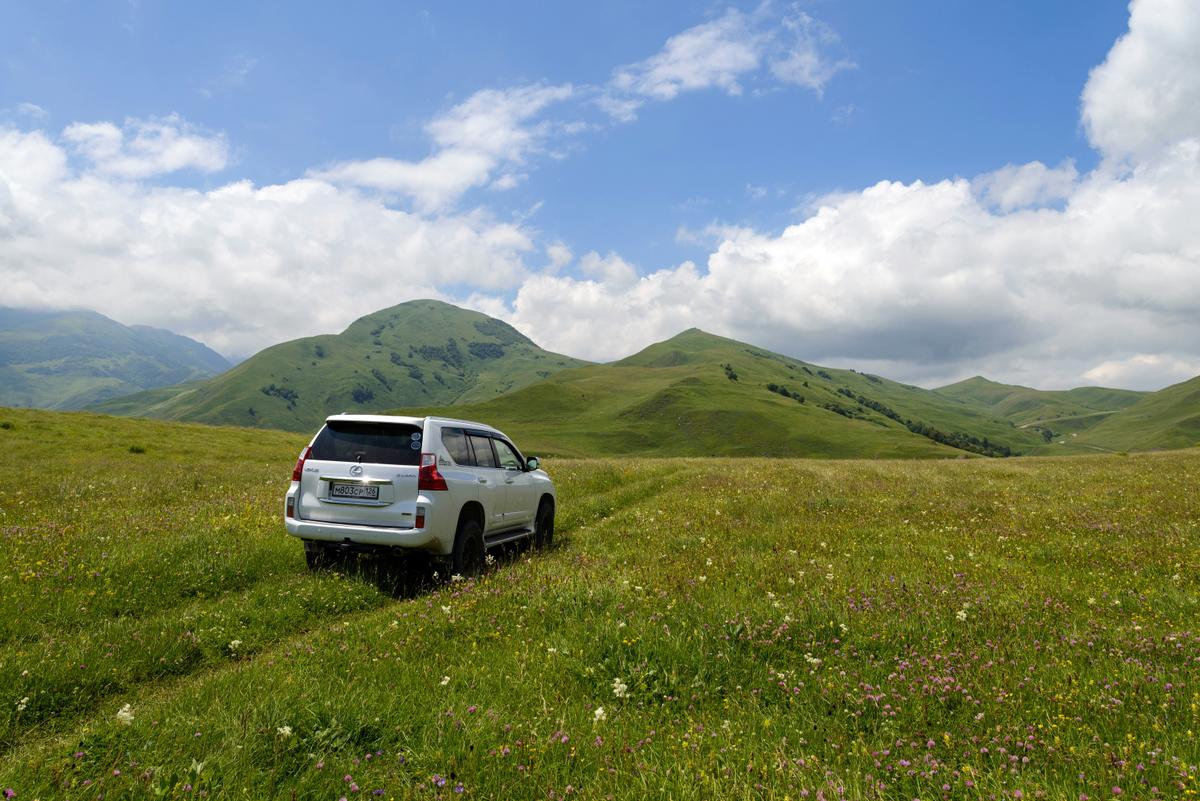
[478,477,487,484]
[505,478,514,484]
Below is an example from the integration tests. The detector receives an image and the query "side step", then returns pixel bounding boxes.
[484,528,533,548]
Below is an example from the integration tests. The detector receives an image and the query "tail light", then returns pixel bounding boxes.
[418,453,448,491]
[291,446,311,482]
[415,507,426,528]
[286,496,296,518]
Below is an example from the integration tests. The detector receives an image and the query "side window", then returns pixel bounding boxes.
[441,427,473,465]
[468,434,498,468]
[493,439,522,470]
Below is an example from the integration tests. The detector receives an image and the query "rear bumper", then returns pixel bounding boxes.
[284,517,446,553]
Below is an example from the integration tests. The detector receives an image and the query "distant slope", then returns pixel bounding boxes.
[1043,375,1200,453]
[395,329,1049,459]
[0,308,231,410]
[91,300,589,432]
[935,376,1145,440]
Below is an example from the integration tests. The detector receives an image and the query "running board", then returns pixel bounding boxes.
[484,528,533,547]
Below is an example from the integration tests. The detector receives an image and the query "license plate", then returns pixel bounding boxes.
[329,483,379,500]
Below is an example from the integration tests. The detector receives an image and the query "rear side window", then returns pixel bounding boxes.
[441,427,473,465]
[468,434,498,468]
[310,421,422,466]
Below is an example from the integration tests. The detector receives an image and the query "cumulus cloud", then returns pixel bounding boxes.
[314,84,572,211]
[479,0,1200,390]
[1081,0,1200,163]
[0,125,534,357]
[62,114,229,178]
[602,6,853,121]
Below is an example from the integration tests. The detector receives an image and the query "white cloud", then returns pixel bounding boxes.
[545,241,573,272]
[1081,0,1200,163]
[465,0,1200,391]
[62,114,229,178]
[602,6,853,120]
[314,84,572,211]
[15,102,48,120]
[0,125,534,358]
[1083,354,1200,390]
[972,160,1078,211]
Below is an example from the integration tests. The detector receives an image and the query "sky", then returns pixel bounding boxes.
[1,0,1198,390]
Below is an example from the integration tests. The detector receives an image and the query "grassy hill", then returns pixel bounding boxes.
[1043,374,1200,453]
[395,328,1050,459]
[1,407,1197,799]
[935,376,1145,439]
[0,307,231,409]
[91,300,589,432]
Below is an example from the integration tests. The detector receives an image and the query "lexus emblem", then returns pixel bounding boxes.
[349,464,364,477]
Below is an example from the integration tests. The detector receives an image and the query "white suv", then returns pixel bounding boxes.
[284,414,555,575]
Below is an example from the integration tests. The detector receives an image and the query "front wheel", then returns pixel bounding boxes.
[532,499,555,549]
[451,517,485,577]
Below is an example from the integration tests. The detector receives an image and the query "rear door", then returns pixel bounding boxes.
[466,432,506,531]
[296,420,422,528]
[492,438,535,527]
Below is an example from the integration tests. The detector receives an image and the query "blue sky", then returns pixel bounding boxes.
[2,0,1199,390]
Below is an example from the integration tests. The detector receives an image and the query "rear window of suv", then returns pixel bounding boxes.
[311,421,422,466]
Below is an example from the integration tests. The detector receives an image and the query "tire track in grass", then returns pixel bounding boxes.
[0,462,692,761]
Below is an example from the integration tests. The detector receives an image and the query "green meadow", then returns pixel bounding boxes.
[1,407,1198,799]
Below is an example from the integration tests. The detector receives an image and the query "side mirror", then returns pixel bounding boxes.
[525,456,540,471]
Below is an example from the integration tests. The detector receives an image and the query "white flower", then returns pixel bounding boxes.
[440,675,451,686]
[956,609,968,622]
[593,706,606,723]
[441,605,451,614]
[612,678,629,699]
[705,558,713,567]
[277,724,293,738]
[16,697,28,712]
[825,573,835,581]
[1087,597,1096,605]
[228,639,242,651]
[116,703,135,725]
[451,573,464,583]
[698,575,707,583]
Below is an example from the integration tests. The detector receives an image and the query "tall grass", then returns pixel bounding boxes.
[1,408,1197,799]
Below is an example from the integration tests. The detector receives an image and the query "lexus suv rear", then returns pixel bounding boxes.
[284,415,555,575]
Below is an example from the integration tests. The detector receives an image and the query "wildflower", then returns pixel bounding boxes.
[454,784,464,794]
[825,573,834,581]
[228,639,242,651]
[15,697,28,712]
[277,725,293,738]
[116,703,135,725]
[441,605,451,614]
[485,553,496,566]
[594,706,606,722]
[956,609,968,622]
[440,676,451,686]
[4,790,13,799]
[698,575,707,583]
[451,574,464,583]
[1087,597,1096,605]
[612,678,629,698]
[1112,788,1122,796]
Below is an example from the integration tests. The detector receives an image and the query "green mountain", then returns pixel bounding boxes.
[394,328,1051,459]
[935,375,1146,439]
[0,308,231,410]
[91,299,589,432]
[1043,375,1200,453]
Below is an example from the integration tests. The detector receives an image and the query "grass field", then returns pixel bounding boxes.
[1,407,1198,799]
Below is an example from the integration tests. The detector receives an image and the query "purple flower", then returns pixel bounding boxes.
[3,790,13,799]
[454,784,465,794]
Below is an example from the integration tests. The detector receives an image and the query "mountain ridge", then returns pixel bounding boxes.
[0,307,231,410]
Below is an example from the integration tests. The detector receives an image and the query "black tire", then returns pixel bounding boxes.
[533,498,555,550]
[451,517,485,577]
[304,542,332,571]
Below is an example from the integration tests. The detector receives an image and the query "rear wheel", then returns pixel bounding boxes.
[533,498,555,549]
[303,541,333,571]
[451,517,485,577]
